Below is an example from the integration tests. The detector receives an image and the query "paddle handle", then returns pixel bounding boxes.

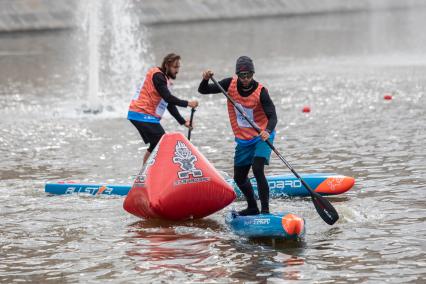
[187,107,196,141]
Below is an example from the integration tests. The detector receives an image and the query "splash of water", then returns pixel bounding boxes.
[78,0,152,115]
[85,0,102,114]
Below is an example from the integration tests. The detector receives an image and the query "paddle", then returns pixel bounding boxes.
[187,107,196,140]
[210,77,339,225]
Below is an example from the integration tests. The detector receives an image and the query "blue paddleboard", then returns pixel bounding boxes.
[225,210,305,239]
[45,174,354,197]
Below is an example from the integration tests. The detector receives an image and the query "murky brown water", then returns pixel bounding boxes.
[1,8,425,283]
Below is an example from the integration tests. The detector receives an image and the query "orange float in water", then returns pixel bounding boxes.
[123,132,236,221]
[384,93,393,100]
[302,106,311,113]
[281,213,304,236]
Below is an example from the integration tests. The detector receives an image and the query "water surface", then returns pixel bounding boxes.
[1,8,425,283]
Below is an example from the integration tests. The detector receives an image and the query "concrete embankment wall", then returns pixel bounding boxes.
[1,0,426,32]
[0,0,77,32]
[137,0,426,25]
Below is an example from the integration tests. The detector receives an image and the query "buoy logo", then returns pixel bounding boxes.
[173,141,203,179]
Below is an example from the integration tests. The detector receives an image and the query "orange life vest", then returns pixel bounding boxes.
[128,67,169,121]
[227,77,269,141]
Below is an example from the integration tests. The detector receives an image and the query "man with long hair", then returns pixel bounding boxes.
[128,53,199,165]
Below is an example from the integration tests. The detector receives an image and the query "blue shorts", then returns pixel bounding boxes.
[234,137,275,167]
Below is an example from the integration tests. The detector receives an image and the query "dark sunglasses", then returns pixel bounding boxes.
[237,72,254,79]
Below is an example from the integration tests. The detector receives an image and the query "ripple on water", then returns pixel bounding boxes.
[2,9,426,282]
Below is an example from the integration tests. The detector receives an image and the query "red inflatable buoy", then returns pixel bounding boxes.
[384,94,393,100]
[302,106,311,113]
[123,132,236,220]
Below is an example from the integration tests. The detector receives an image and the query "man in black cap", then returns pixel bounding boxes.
[198,56,277,216]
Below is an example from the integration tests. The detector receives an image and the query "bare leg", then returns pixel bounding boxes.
[143,150,151,165]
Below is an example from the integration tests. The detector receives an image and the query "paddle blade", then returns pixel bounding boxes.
[311,192,339,225]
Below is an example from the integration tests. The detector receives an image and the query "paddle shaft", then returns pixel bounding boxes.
[210,78,315,189]
[187,107,196,141]
[211,76,338,224]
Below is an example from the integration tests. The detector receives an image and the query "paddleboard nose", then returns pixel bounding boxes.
[281,214,304,236]
[315,176,355,195]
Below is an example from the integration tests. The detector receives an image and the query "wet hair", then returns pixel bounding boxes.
[161,53,181,72]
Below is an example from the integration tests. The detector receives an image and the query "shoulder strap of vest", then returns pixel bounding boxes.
[255,81,263,94]
[149,66,163,75]
[149,67,171,84]
[230,77,263,96]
